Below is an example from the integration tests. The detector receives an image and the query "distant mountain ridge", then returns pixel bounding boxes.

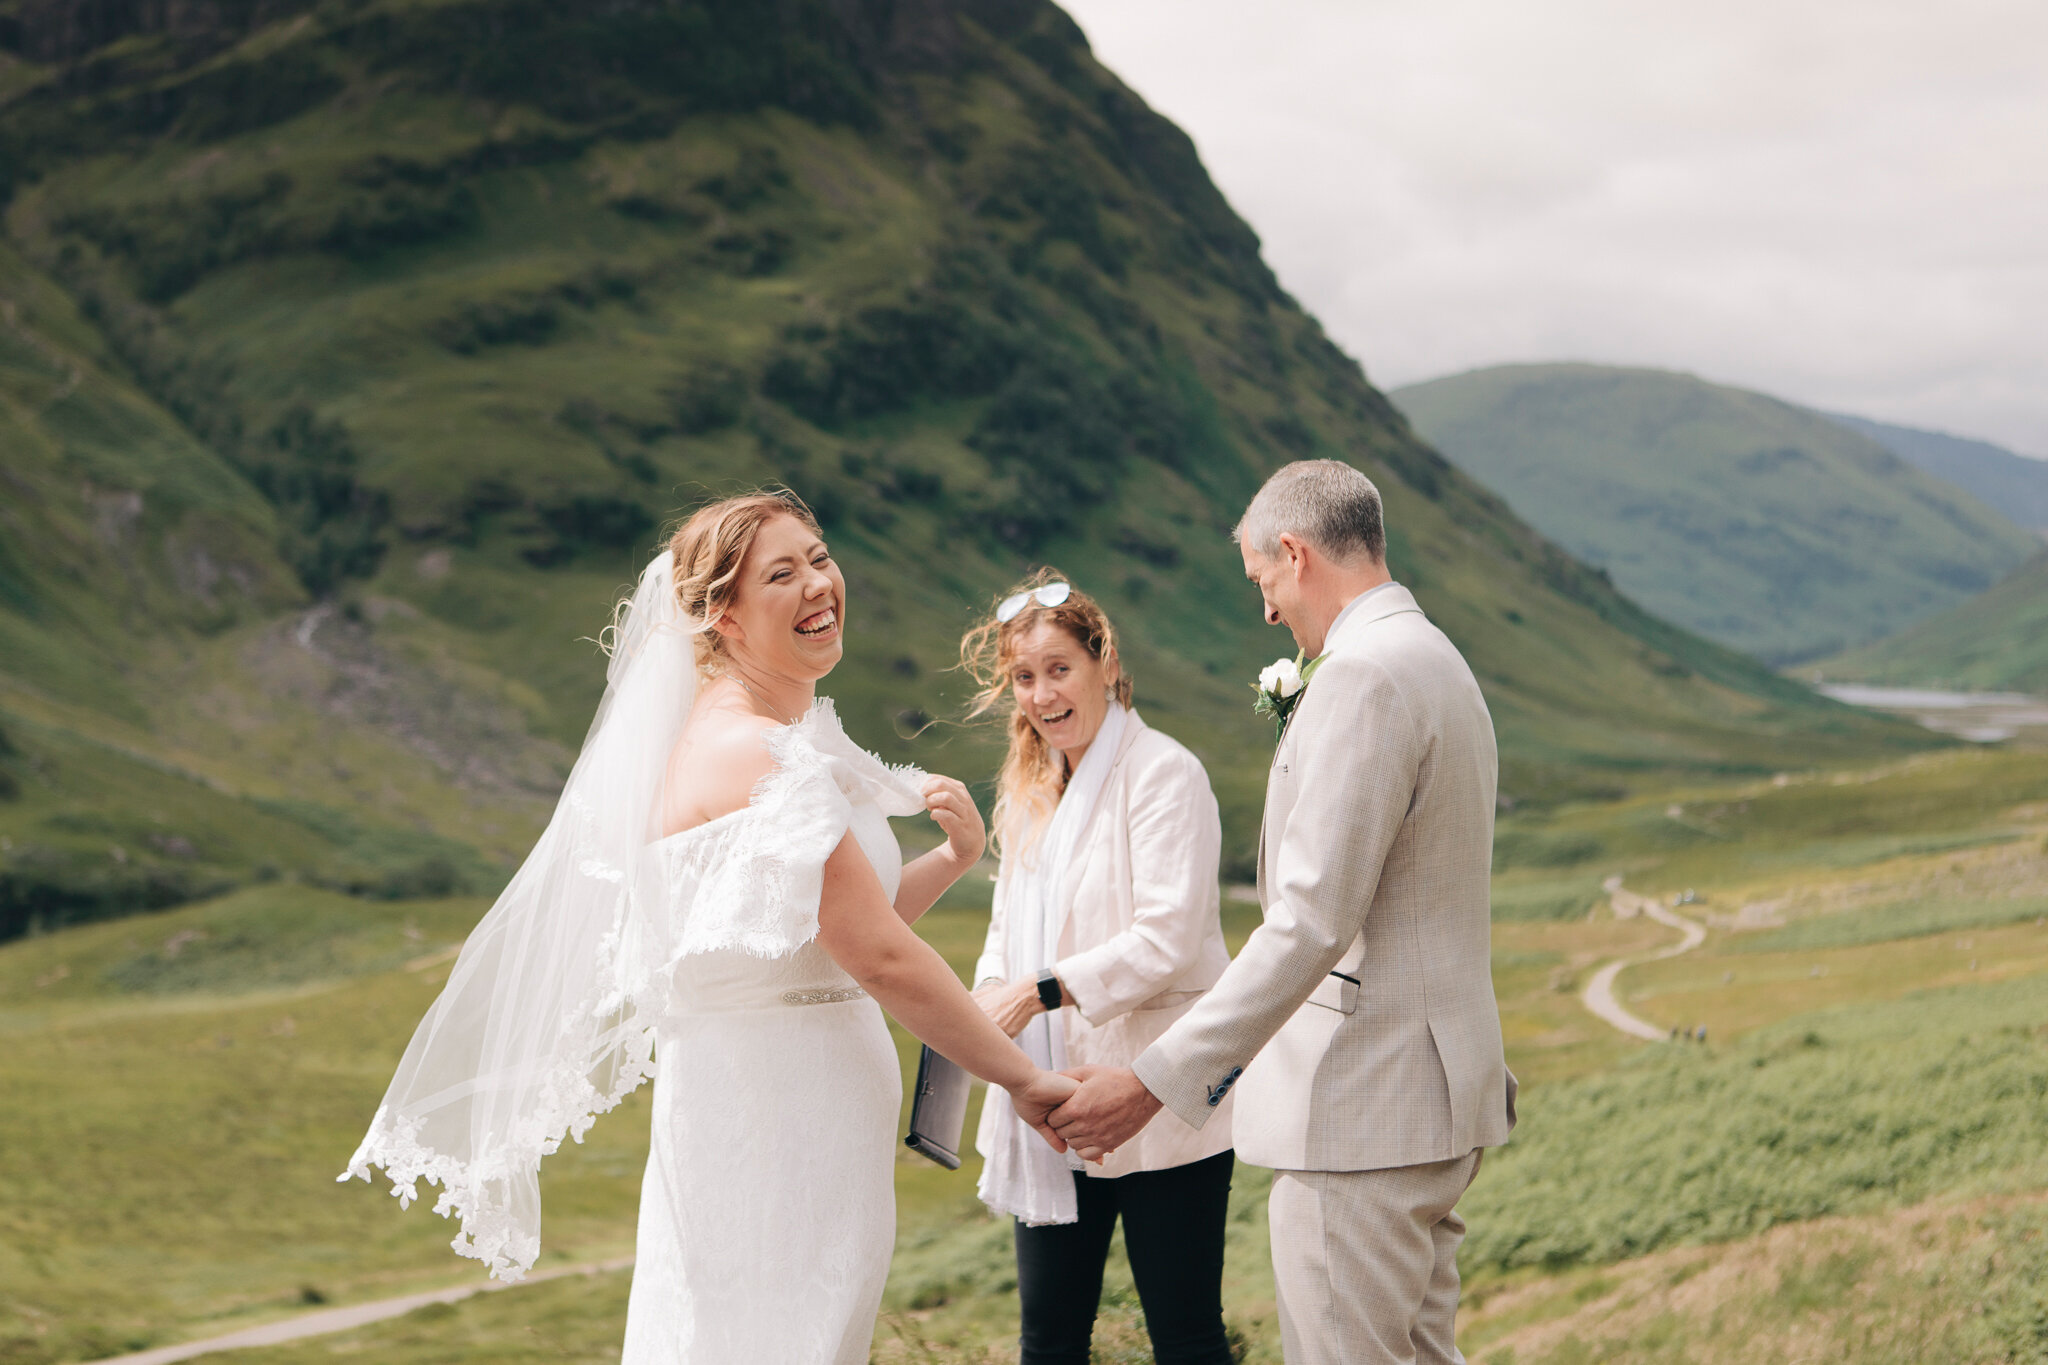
[0,1,1931,937]
[1818,550,2048,694]
[1822,413,2048,537]
[1391,364,2039,664]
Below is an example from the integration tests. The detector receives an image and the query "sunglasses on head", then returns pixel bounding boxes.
[995,581,1073,623]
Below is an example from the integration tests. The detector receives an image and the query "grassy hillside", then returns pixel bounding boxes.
[1392,364,2040,664]
[1816,549,2048,693]
[1461,1191,2048,1365]
[1828,410,2048,536]
[0,232,540,938]
[0,0,1939,935]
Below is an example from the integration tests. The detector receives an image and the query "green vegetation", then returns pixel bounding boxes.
[0,710,505,942]
[0,0,1935,942]
[1488,871,1608,922]
[1461,1193,2048,1364]
[1490,746,2048,894]
[1392,364,2039,663]
[1736,892,2047,954]
[1818,550,2048,692]
[1463,974,2048,1271]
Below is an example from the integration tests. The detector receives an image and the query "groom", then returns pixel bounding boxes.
[1049,458,1515,1364]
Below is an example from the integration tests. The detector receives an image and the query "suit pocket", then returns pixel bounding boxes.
[1305,972,1359,1014]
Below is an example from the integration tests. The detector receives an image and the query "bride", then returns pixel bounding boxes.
[343,490,1078,1362]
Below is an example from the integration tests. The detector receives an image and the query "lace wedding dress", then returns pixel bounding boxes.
[621,704,923,1362]
[343,554,927,1365]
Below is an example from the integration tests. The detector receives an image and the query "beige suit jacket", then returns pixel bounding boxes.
[974,713,1236,1176]
[1133,585,1516,1172]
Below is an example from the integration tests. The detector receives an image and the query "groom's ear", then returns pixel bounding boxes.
[1276,532,1311,578]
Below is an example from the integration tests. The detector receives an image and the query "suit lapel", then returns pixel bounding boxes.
[1255,588,1424,910]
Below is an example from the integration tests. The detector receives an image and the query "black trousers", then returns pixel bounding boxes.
[1013,1148,1236,1365]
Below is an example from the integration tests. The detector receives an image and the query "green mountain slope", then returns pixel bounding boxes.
[1825,412,2048,536]
[0,0,1931,925]
[1817,550,2048,693]
[1392,364,2040,664]
[0,234,546,936]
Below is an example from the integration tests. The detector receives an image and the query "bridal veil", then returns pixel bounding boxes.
[341,554,697,1281]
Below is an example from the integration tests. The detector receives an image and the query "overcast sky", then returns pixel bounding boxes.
[1059,0,2048,457]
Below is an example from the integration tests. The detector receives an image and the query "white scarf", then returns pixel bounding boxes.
[977,702,1131,1225]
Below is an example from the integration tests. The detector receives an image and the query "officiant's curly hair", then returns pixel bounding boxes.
[659,489,824,675]
[960,568,1133,855]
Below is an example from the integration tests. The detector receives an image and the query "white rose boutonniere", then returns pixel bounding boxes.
[1251,652,1321,738]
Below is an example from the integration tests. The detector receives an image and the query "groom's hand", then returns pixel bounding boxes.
[1049,1065,1162,1162]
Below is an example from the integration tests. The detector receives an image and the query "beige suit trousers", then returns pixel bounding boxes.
[1267,1149,1483,1365]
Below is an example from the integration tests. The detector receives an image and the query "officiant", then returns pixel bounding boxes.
[962,572,1237,1365]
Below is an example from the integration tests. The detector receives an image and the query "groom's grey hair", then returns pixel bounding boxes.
[1233,459,1386,564]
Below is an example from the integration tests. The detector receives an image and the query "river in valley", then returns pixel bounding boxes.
[1819,684,2048,743]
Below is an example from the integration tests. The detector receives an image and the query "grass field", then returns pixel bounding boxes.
[3,746,2046,1363]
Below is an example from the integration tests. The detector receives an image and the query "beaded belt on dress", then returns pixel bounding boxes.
[779,986,868,1006]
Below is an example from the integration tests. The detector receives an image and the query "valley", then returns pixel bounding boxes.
[2,3,2044,1364]
[4,746,2045,1363]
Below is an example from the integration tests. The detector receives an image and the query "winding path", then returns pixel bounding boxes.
[92,1257,634,1365]
[1580,877,1707,1041]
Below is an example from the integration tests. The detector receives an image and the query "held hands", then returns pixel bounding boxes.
[973,976,1044,1038]
[1046,1065,1163,1163]
[1008,1069,1080,1152]
[920,774,986,868]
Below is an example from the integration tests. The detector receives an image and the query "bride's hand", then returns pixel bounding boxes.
[921,775,986,867]
[1007,1069,1080,1152]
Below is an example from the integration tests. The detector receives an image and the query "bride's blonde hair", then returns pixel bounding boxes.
[958,568,1131,855]
[607,489,823,676]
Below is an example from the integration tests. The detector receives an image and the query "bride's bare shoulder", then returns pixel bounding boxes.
[661,705,785,834]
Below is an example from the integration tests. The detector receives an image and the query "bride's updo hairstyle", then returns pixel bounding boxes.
[665,489,824,676]
[959,567,1133,855]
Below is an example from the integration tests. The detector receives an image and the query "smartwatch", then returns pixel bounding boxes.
[1035,967,1063,1012]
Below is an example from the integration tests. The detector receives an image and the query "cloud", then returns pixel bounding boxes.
[1060,0,2048,455]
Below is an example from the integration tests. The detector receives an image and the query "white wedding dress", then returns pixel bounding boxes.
[621,703,923,1363]
[344,551,922,1363]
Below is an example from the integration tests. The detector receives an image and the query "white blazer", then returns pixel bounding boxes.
[974,712,1236,1177]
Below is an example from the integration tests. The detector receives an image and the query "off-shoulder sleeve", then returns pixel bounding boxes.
[669,725,857,959]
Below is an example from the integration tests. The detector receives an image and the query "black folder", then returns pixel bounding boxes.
[904,1045,971,1170]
